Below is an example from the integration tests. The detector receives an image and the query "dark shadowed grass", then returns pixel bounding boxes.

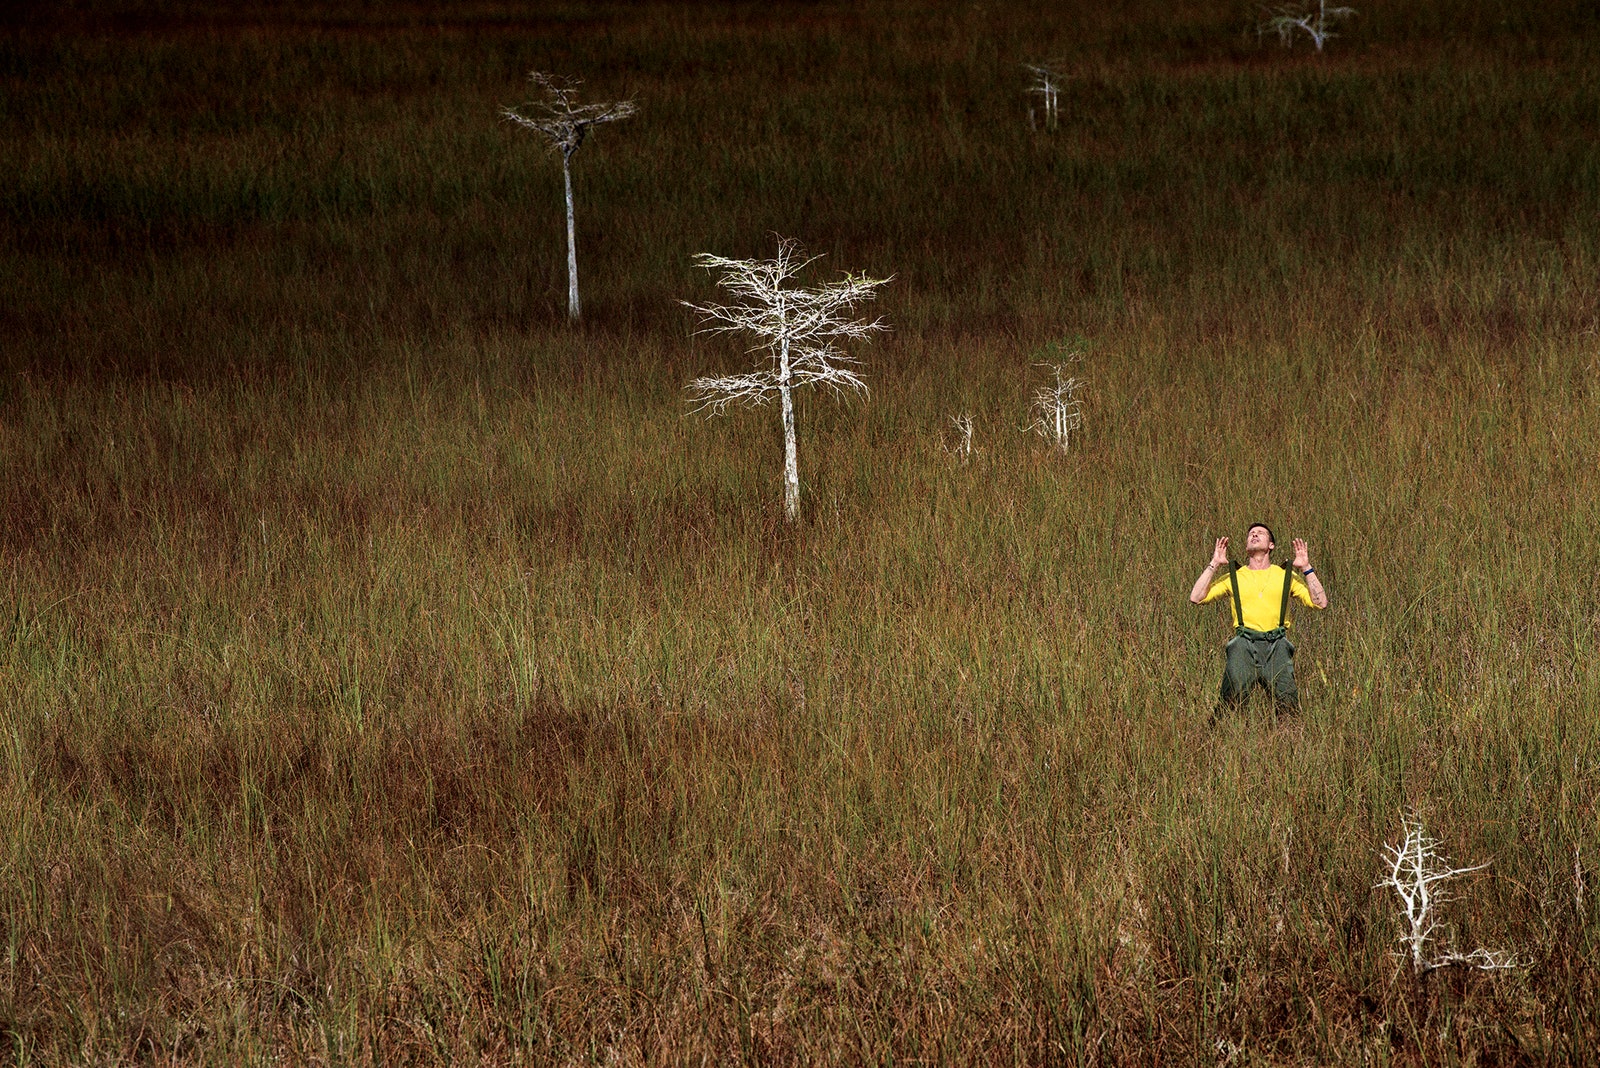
[3,0,1600,1062]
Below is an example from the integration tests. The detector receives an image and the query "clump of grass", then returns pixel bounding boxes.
[3,1,1600,1062]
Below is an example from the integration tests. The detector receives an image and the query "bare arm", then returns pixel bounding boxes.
[1292,537,1330,609]
[1189,537,1230,604]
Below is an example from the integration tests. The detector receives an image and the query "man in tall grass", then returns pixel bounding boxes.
[1190,523,1328,717]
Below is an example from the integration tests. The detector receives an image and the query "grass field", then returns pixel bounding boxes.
[4,0,1600,1061]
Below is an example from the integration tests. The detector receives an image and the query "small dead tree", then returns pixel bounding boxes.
[502,72,637,322]
[684,239,890,522]
[1261,0,1356,51]
[1378,812,1517,978]
[1024,358,1086,453]
[945,412,975,463]
[1024,62,1064,131]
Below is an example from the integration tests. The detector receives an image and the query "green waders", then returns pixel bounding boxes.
[1218,561,1299,715]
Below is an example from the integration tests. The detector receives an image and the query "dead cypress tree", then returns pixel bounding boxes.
[502,73,637,323]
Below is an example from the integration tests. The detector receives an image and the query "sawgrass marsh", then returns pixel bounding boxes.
[3,0,1600,1061]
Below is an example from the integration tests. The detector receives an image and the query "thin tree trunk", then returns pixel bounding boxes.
[562,150,580,322]
[779,334,799,522]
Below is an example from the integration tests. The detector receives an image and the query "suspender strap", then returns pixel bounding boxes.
[1279,563,1294,629]
[1228,560,1243,631]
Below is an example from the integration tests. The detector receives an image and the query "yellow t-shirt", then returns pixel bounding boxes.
[1200,564,1319,631]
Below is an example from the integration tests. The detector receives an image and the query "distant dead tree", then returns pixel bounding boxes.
[945,412,975,463]
[1024,62,1065,131]
[1261,0,1356,51]
[684,239,890,522]
[1024,356,1086,453]
[502,72,637,322]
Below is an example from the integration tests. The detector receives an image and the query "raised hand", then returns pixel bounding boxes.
[1292,537,1311,570]
[1211,537,1230,569]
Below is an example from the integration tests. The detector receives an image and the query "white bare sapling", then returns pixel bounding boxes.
[1024,355,1086,453]
[502,72,637,322]
[1378,812,1517,978]
[684,239,890,522]
[1261,0,1356,51]
[945,412,975,463]
[1024,63,1065,131]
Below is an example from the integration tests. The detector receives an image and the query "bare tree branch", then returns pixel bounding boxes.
[1260,1,1356,51]
[1377,811,1517,977]
[501,72,638,160]
[944,412,975,463]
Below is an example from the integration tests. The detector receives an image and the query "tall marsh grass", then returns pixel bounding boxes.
[3,0,1600,1061]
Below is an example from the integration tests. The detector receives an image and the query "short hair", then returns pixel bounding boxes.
[1246,522,1275,545]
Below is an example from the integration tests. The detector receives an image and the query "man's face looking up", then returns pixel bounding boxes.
[1246,524,1275,554]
